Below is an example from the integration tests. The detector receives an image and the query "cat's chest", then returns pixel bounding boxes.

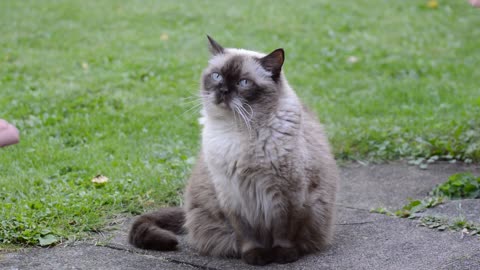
[202,119,297,176]
[201,123,247,211]
[202,124,246,170]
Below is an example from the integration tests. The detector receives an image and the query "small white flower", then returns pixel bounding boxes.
[92,175,109,186]
[347,56,359,64]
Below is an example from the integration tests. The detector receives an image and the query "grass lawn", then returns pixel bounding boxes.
[1,0,479,247]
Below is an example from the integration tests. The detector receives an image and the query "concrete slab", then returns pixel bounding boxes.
[99,207,480,270]
[417,199,480,224]
[1,162,479,270]
[337,162,480,210]
[0,243,197,270]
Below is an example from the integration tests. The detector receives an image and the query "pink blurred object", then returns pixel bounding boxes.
[0,119,20,147]
[470,0,480,7]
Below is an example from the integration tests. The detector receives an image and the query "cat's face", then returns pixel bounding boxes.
[200,36,285,121]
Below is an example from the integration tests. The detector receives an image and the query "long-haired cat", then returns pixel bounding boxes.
[129,36,339,265]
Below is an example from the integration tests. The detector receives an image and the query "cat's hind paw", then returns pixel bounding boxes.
[241,247,273,266]
[272,246,300,264]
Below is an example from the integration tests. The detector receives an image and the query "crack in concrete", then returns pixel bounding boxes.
[96,243,220,270]
[336,221,374,225]
[336,204,371,211]
[441,251,480,269]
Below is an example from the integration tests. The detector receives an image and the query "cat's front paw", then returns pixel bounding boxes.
[242,247,273,266]
[272,246,300,264]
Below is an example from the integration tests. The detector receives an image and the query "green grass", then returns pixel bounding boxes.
[1,0,479,247]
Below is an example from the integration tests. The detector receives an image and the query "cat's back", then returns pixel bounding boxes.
[300,104,338,197]
[301,104,333,156]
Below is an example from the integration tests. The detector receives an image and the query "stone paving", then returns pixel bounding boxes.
[1,162,479,270]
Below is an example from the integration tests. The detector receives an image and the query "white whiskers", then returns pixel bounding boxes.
[180,94,203,117]
[231,98,253,137]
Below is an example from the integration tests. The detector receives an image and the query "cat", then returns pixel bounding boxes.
[129,36,339,265]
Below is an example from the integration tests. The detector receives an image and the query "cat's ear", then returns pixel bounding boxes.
[206,35,224,56]
[259,48,284,80]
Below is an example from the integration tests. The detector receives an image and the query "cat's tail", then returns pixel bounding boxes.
[128,207,185,251]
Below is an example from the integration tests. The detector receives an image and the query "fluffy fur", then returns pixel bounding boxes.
[129,36,339,265]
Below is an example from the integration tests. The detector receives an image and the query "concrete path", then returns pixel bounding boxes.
[1,162,479,270]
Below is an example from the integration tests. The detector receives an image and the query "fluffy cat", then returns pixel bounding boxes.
[129,36,339,265]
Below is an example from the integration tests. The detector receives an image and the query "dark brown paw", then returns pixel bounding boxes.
[242,247,273,266]
[272,246,300,264]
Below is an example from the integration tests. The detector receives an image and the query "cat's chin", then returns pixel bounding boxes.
[214,101,233,111]
[204,103,235,120]
[216,102,228,109]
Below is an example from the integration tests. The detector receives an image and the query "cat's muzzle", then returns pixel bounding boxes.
[214,93,232,109]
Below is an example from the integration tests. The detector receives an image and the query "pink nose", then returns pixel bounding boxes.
[0,119,20,147]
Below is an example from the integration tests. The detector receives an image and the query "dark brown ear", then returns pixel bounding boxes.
[259,48,284,81]
[207,35,224,56]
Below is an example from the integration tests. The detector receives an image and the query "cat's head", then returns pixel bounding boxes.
[200,36,285,121]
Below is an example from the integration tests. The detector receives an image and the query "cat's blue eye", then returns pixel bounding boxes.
[211,72,223,82]
[238,79,251,88]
